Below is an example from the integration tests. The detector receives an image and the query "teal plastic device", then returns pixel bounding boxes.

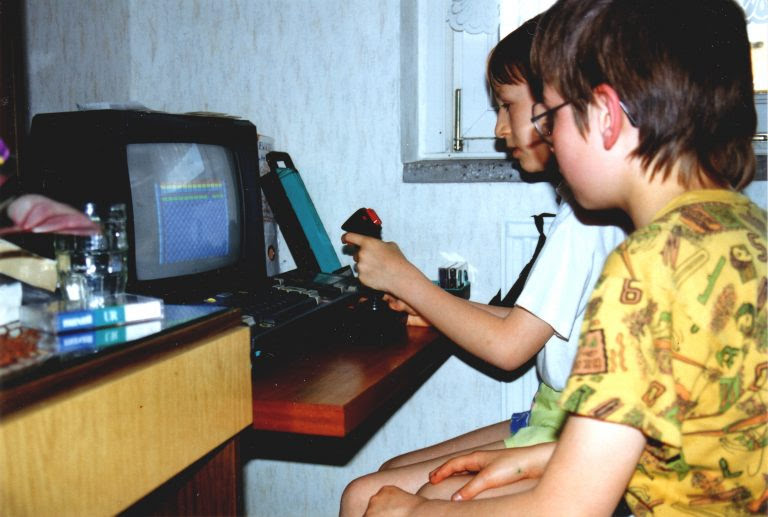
[262,151,341,274]
[275,166,341,273]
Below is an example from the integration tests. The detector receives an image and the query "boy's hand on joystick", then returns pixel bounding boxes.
[341,208,414,295]
[341,208,408,293]
[340,208,408,343]
[341,208,384,291]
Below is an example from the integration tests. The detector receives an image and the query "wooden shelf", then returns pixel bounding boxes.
[251,325,448,437]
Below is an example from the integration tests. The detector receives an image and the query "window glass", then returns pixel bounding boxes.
[739,0,767,159]
[740,0,767,91]
[403,0,766,168]
[402,0,555,162]
[449,1,557,157]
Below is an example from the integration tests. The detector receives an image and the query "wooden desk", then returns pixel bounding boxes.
[0,308,252,517]
[0,308,448,515]
[251,325,448,437]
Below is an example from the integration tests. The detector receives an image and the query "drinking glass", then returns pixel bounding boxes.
[54,203,128,307]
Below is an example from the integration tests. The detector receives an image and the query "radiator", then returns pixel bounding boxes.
[499,217,553,417]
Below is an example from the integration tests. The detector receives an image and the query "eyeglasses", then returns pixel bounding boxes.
[530,101,571,144]
[530,99,638,144]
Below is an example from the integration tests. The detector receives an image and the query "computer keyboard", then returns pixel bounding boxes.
[208,287,320,328]
[203,270,362,362]
[249,288,319,327]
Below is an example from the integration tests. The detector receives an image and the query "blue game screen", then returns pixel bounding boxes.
[127,143,241,280]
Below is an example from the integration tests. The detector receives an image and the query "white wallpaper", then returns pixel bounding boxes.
[22,1,768,515]
[26,0,132,114]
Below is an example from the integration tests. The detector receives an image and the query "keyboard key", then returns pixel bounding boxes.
[258,297,318,327]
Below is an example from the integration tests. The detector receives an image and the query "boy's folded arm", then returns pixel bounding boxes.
[369,416,645,516]
[530,416,645,515]
[427,441,556,501]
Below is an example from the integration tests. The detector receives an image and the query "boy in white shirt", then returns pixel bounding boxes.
[339,15,626,516]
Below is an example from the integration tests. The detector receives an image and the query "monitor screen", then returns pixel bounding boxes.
[127,143,241,281]
[25,109,264,300]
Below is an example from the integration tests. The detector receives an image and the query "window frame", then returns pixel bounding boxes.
[401,0,767,183]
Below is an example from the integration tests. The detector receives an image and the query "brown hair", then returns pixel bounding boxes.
[487,15,542,98]
[531,0,756,189]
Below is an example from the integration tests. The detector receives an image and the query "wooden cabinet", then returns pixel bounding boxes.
[0,322,252,516]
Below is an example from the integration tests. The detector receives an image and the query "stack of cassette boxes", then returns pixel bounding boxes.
[438,261,470,299]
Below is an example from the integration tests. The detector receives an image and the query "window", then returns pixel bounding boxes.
[744,0,767,92]
[402,0,766,180]
[743,1,767,159]
[401,0,555,167]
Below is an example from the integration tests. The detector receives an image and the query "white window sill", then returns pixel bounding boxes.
[403,154,766,184]
[402,159,556,183]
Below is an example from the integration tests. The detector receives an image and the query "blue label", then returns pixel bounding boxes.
[56,306,127,332]
[58,310,95,331]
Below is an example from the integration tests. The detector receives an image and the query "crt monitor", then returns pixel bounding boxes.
[24,109,266,301]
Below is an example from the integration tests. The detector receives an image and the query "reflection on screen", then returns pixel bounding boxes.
[127,143,241,281]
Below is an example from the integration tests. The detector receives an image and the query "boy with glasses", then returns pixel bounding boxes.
[363,0,767,515]
[340,15,628,516]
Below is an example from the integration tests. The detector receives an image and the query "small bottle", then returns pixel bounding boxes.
[104,204,128,297]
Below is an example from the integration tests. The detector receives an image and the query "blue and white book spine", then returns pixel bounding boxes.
[20,294,164,334]
[57,319,164,352]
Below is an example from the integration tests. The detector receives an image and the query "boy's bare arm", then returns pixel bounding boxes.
[383,293,513,321]
[364,416,646,516]
[427,442,556,501]
[343,233,553,371]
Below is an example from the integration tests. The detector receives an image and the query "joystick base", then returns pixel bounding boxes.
[344,295,408,345]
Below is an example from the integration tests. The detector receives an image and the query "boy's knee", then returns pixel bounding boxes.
[379,457,396,471]
[415,480,455,500]
[339,474,381,515]
[379,453,407,471]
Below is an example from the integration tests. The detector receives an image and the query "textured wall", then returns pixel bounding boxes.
[22,1,767,515]
[25,0,131,114]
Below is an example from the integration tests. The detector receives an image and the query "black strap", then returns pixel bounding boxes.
[489,212,555,307]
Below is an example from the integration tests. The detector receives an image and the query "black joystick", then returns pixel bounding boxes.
[341,208,407,344]
[341,207,383,239]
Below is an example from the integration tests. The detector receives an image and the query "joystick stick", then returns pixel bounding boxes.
[341,208,407,344]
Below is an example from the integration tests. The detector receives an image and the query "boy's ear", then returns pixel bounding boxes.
[593,84,624,150]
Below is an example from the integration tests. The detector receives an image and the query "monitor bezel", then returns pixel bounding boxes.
[25,109,266,302]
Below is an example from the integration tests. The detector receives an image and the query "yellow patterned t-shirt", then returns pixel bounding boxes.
[560,189,767,516]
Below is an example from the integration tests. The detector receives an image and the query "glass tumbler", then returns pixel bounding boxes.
[54,203,128,307]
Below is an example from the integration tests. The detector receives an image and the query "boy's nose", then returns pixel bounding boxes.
[494,112,509,138]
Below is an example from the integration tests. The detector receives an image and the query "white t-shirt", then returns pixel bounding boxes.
[515,198,626,390]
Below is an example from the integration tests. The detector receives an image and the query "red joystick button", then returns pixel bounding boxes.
[365,208,382,226]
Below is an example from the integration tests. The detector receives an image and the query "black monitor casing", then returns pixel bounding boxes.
[23,109,265,301]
